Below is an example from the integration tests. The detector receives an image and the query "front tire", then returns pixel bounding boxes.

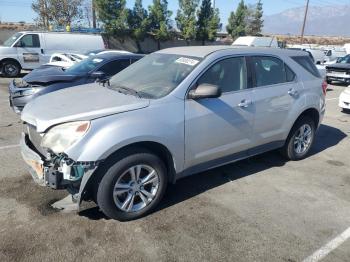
[97,150,167,221]
[2,60,21,77]
[281,116,316,161]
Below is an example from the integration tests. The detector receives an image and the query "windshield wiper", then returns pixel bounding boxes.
[109,85,142,98]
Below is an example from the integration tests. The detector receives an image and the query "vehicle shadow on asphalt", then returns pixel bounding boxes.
[0,73,27,78]
[79,124,347,221]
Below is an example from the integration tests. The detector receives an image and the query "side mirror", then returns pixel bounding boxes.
[188,84,221,100]
[91,71,106,81]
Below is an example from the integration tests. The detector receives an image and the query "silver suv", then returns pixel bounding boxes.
[20,47,326,221]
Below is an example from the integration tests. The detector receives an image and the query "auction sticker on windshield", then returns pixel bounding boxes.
[175,57,200,66]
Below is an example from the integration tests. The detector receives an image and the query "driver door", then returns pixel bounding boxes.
[184,57,254,171]
[16,34,42,69]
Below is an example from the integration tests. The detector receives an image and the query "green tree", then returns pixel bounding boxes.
[128,0,149,52]
[175,0,199,44]
[197,0,220,45]
[95,0,129,35]
[247,0,264,36]
[32,0,83,28]
[227,0,247,39]
[148,0,172,50]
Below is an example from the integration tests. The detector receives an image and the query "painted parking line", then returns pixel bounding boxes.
[0,144,20,150]
[303,227,350,262]
[326,98,339,101]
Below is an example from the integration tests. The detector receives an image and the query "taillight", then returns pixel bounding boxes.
[322,80,327,96]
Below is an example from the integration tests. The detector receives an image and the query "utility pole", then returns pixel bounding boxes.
[213,0,216,9]
[300,0,309,45]
[92,0,97,29]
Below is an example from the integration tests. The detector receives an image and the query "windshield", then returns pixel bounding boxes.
[338,55,350,64]
[109,53,202,99]
[65,56,105,74]
[3,33,23,47]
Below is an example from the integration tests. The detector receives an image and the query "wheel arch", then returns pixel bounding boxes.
[82,141,177,201]
[0,58,22,68]
[0,58,22,75]
[285,107,320,142]
[294,107,320,129]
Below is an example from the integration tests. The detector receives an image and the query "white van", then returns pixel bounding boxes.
[232,36,279,48]
[0,31,105,77]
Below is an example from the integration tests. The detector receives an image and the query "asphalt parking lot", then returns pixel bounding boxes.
[0,77,349,262]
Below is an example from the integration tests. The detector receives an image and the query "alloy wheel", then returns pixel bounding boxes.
[293,124,313,155]
[113,165,159,212]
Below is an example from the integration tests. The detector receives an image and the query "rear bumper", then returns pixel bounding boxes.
[326,74,350,83]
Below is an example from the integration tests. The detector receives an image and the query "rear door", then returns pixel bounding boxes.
[15,34,43,69]
[184,56,255,170]
[249,55,301,150]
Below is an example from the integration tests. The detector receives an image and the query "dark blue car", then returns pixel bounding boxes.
[8,52,144,113]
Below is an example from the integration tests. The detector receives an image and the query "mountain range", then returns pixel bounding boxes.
[263,5,350,36]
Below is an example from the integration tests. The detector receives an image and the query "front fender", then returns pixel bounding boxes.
[66,99,185,174]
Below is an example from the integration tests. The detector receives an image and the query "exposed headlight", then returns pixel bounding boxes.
[14,79,29,88]
[41,121,90,154]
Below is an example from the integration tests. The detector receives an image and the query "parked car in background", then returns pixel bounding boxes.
[324,48,347,64]
[20,46,326,221]
[41,52,88,69]
[0,32,105,77]
[326,55,350,84]
[339,87,350,112]
[9,52,144,113]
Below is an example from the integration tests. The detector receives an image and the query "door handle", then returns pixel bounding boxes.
[238,99,252,108]
[288,88,298,97]
[41,49,44,54]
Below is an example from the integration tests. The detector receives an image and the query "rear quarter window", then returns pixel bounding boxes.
[292,56,321,78]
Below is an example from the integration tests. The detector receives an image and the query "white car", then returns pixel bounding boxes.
[45,53,88,68]
[339,87,350,112]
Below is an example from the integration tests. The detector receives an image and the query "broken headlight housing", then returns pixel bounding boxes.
[41,121,90,154]
[14,79,29,88]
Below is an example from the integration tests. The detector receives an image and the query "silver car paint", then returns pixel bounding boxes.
[21,47,325,183]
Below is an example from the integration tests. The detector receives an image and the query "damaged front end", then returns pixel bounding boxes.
[20,123,102,211]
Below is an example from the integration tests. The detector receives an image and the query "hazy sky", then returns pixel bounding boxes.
[0,0,349,24]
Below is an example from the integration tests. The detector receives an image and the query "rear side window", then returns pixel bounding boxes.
[252,56,295,87]
[99,59,131,76]
[292,56,321,78]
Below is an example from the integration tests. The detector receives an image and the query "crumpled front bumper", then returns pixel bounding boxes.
[20,132,100,207]
[20,133,46,186]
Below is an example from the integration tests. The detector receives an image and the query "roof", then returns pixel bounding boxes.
[157,46,307,58]
[94,52,144,60]
[18,31,101,36]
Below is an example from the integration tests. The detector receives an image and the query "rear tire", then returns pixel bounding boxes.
[97,150,167,221]
[2,60,21,77]
[281,116,316,161]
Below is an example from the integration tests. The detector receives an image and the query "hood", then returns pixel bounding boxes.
[326,64,350,70]
[23,66,80,85]
[21,83,150,132]
[0,46,16,54]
